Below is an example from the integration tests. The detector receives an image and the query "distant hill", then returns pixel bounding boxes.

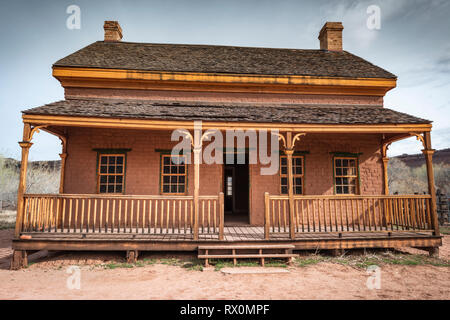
[392,148,450,168]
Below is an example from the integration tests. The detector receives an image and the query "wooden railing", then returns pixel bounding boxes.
[264,193,434,239]
[21,193,224,239]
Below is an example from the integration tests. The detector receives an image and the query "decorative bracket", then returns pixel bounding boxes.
[291,133,307,148]
[28,125,49,141]
[273,132,306,150]
[274,132,287,149]
[176,128,216,149]
[201,130,217,143]
[408,132,426,149]
[178,129,195,148]
[381,132,426,158]
[382,143,391,158]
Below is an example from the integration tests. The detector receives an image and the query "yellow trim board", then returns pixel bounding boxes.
[53,66,396,87]
[52,67,397,96]
[23,114,431,134]
[59,78,392,96]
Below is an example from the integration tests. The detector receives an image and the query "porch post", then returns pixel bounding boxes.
[14,123,32,237]
[422,132,440,236]
[193,145,201,240]
[381,145,389,195]
[382,157,389,195]
[264,192,270,240]
[219,192,224,240]
[59,152,67,193]
[285,132,296,240]
[58,134,68,194]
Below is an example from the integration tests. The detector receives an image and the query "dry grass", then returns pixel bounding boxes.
[0,154,60,210]
[98,257,204,271]
[41,249,450,272]
[441,226,450,235]
[0,210,16,230]
[294,250,450,269]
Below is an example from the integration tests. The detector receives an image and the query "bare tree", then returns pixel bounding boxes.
[0,154,60,209]
[388,157,449,195]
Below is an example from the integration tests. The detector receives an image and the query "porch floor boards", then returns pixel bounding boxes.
[21,226,434,242]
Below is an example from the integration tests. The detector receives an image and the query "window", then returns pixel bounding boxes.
[280,156,304,195]
[98,154,125,193]
[161,155,187,194]
[334,157,359,194]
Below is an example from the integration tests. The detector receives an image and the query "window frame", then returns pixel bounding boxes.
[160,154,188,195]
[96,153,127,194]
[280,155,304,195]
[333,156,360,195]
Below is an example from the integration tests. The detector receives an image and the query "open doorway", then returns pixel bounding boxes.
[223,151,249,226]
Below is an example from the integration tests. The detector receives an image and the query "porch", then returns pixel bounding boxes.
[11,102,443,268]
[13,193,441,253]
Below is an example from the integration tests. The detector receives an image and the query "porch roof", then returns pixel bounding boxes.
[23,99,431,125]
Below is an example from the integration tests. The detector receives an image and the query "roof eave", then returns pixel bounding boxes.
[22,113,431,133]
[52,66,397,97]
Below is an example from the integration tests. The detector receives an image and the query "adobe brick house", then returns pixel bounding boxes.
[11,21,441,268]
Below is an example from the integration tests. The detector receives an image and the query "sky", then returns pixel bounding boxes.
[0,0,449,161]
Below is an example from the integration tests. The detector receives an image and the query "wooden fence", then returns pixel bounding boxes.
[21,193,224,239]
[264,193,434,239]
[436,191,449,224]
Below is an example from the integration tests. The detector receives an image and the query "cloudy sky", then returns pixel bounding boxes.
[0,0,449,160]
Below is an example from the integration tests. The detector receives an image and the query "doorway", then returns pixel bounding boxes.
[223,151,249,225]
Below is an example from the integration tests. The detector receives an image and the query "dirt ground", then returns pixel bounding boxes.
[0,229,449,300]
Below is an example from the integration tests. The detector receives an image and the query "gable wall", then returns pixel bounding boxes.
[64,87,384,106]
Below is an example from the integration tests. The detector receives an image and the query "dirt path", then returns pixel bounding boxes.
[0,229,449,300]
[0,229,13,269]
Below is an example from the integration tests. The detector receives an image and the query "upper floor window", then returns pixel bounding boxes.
[334,157,359,194]
[280,155,304,195]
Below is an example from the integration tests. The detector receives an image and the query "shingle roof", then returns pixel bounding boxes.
[53,41,396,79]
[23,99,430,125]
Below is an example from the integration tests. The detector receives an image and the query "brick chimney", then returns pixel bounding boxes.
[318,22,343,51]
[103,21,122,42]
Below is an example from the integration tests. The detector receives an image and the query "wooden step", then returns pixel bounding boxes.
[198,244,295,250]
[197,244,298,267]
[198,254,298,259]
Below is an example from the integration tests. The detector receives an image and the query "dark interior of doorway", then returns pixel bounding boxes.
[223,151,249,226]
